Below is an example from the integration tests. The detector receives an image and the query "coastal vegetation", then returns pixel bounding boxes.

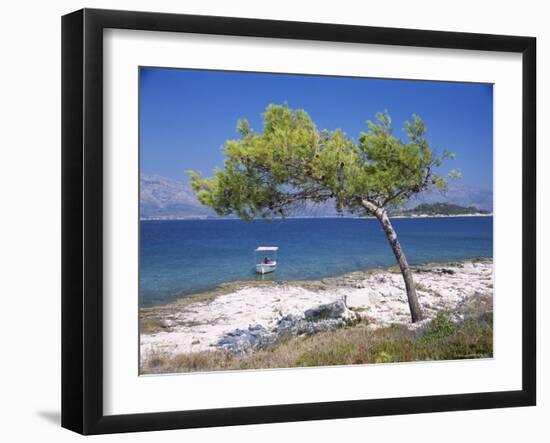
[392,202,490,217]
[141,294,492,374]
[188,105,459,322]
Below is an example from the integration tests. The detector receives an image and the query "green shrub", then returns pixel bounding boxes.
[375,351,392,364]
[422,313,457,342]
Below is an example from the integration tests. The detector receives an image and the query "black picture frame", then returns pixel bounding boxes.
[61,8,536,435]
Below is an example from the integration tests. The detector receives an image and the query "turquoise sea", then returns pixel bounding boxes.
[140,216,493,306]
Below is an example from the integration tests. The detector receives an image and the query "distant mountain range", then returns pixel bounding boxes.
[407,183,493,213]
[140,174,493,220]
[140,175,216,219]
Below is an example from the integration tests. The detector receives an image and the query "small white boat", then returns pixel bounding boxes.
[255,246,278,274]
[256,261,277,274]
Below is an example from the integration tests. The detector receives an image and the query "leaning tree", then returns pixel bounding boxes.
[188,104,457,323]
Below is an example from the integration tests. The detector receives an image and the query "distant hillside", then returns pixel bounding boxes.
[140,174,493,219]
[140,175,216,219]
[394,202,491,216]
[407,183,493,212]
[140,174,342,219]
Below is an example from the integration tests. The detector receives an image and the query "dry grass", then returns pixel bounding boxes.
[139,317,165,334]
[140,299,493,374]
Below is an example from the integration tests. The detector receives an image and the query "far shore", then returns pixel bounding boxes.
[140,257,493,362]
[140,213,493,221]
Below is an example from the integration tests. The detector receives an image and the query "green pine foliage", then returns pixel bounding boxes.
[187,104,456,219]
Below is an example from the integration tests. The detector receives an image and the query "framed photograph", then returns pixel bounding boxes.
[62,8,536,435]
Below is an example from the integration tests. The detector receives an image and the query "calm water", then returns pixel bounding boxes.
[140,217,493,306]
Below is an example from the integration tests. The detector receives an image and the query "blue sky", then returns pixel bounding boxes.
[140,68,493,191]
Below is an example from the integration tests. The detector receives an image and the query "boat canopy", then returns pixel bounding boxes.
[255,246,279,252]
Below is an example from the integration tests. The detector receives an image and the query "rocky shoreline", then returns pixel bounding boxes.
[140,258,493,358]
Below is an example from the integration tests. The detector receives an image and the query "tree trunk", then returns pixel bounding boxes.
[362,200,424,323]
